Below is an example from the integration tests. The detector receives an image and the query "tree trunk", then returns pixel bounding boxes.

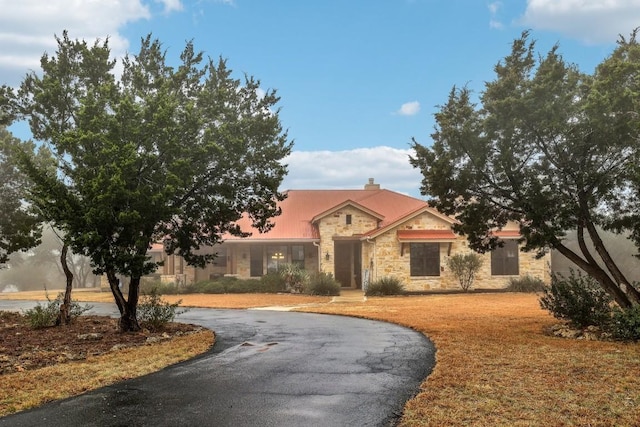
[584,221,640,305]
[55,242,74,326]
[553,240,633,308]
[106,268,125,314]
[121,276,142,332]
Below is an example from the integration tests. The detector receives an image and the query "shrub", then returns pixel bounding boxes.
[366,276,405,296]
[539,271,613,328]
[305,272,341,296]
[23,292,93,329]
[23,304,58,329]
[608,305,640,342]
[260,272,287,293]
[506,275,546,293]
[137,288,188,331]
[180,276,287,294]
[446,253,483,292]
[224,279,265,293]
[279,263,310,293]
[139,280,180,295]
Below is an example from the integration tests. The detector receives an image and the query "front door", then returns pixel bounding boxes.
[334,241,362,288]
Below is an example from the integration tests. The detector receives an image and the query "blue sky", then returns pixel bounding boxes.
[1,0,638,196]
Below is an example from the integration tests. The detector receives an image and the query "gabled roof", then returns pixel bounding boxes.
[311,199,385,224]
[363,205,458,239]
[227,187,429,241]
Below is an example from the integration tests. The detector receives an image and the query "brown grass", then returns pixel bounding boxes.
[0,330,213,416]
[2,290,639,425]
[0,289,332,308]
[299,294,640,427]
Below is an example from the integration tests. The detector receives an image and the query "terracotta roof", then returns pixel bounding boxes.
[226,188,429,241]
[397,229,458,241]
[149,243,164,252]
[492,230,521,238]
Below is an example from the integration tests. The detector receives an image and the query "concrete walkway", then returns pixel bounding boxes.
[250,289,366,311]
[331,288,367,303]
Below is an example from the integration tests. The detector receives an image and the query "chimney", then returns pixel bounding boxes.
[364,178,380,190]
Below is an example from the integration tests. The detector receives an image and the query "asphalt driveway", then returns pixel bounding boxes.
[0,301,435,427]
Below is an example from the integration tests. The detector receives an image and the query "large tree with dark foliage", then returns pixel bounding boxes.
[410,30,640,308]
[4,32,291,330]
[0,127,50,264]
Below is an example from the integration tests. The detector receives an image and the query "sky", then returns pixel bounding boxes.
[1,0,638,197]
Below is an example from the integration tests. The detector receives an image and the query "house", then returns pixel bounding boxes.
[153,179,550,291]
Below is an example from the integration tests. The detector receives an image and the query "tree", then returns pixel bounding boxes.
[6,32,291,331]
[0,127,48,264]
[446,253,482,292]
[410,30,640,308]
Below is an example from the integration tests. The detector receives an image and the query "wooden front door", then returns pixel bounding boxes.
[334,241,362,288]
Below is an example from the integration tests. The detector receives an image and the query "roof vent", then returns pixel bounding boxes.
[364,178,380,190]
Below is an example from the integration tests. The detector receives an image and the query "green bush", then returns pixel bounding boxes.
[305,272,341,296]
[608,305,640,342]
[184,280,228,294]
[279,263,310,293]
[366,276,406,296]
[137,288,188,331]
[22,304,58,329]
[446,253,483,292]
[183,276,284,294]
[260,272,287,293]
[539,271,613,328]
[224,279,265,293]
[139,280,180,295]
[506,275,547,293]
[23,292,93,329]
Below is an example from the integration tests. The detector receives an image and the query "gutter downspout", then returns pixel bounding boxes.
[313,241,321,273]
[365,236,375,291]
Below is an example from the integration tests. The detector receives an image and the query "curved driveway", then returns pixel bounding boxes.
[0,301,435,427]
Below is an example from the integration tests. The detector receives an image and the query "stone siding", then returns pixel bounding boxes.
[365,212,550,291]
[317,206,379,277]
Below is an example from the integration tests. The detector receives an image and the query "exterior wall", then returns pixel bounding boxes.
[234,245,251,278]
[317,206,379,277]
[366,212,456,290]
[365,213,551,292]
[230,243,319,278]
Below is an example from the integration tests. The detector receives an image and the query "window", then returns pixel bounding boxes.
[291,245,305,269]
[410,243,440,276]
[267,245,287,273]
[211,247,227,267]
[346,214,352,225]
[250,246,263,277]
[491,240,519,275]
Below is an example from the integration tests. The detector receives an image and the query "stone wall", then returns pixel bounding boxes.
[317,206,379,277]
[366,212,550,291]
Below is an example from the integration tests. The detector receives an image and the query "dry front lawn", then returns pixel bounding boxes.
[1,290,639,425]
[300,293,640,427]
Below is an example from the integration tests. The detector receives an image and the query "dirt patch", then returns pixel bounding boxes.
[0,311,203,375]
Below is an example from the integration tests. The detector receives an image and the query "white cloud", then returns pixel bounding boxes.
[488,2,501,15]
[395,101,420,116]
[156,0,183,14]
[280,146,424,197]
[0,0,154,86]
[521,0,640,44]
[488,2,504,29]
